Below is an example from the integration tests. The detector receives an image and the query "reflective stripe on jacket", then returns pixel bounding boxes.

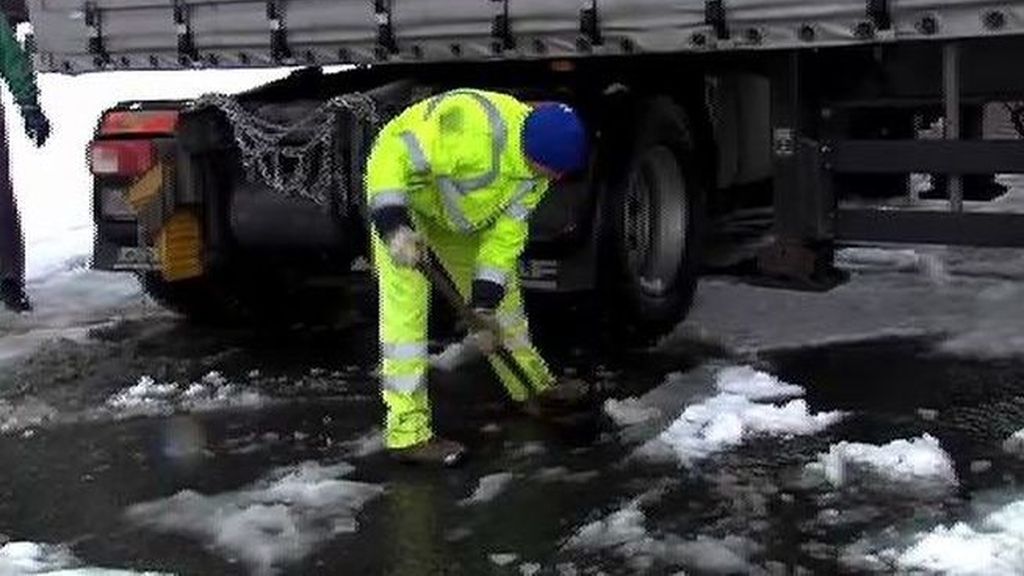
[365,89,549,288]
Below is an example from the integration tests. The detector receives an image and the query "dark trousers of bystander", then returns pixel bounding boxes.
[0,99,25,290]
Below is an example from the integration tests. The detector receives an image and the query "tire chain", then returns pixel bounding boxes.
[188,92,379,207]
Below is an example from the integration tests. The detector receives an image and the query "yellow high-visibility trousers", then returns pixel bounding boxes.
[373,216,555,449]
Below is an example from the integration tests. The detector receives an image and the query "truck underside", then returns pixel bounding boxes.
[71,3,1024,351]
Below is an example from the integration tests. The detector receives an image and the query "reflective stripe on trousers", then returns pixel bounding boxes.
[381,341,428,395]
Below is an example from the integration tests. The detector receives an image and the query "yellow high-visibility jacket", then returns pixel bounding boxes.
[366,89,549,307]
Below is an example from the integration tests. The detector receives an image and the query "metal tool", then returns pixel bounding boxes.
[419,254,538,398]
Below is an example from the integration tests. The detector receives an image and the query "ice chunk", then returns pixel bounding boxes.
[868,499,1024,575]
[519,562,541,576]
[103,373,265,419]
[714,366,805,400]
[808,434,957,490]
[489,553,518,566]
[836,247,948,282]
[1003,428,1024,457]
[568,504,648,551]
[0,397,58,434]
[459,473,516,506]
[645,388,843,466]
[126,461,382,575]
[603,398,661,427]
[0,540,168,574]
[342,429,384,457]
[567,501,760,574]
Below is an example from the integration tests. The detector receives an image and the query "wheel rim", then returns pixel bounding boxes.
[622,146,688,297]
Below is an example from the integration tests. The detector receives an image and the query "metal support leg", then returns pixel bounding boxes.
[756,52,844,291]
[944,42,963,212]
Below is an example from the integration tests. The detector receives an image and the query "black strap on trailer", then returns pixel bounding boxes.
[867,0,891,31]
[266,0,291,62]
[84,2,110,65]
[173,0,198,64]
[579,0,601,49]
[705,0,729,40]
[491,0,514,51]
[374,0,398,57]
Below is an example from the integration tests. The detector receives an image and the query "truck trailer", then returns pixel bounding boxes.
[20,0,1024,347]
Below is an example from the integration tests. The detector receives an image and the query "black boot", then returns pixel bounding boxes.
[523,378,596,420]
[389,437,467,467]
[0,279,31,313]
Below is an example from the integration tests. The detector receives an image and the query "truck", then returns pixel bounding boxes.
[18,0,1024,349]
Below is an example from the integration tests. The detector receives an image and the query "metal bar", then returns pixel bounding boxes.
[836,209,1024,247]
[418,255,538,397]
[944,43,963,212]
[828,140,1024,174]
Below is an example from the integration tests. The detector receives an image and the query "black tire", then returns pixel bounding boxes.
[138,270,374,329]
[139,272,253,325]
[600,96,706,347]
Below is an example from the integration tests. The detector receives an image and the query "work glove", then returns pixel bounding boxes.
[386,226,424,268]
[20,104,51,147]
[464,308,503,355]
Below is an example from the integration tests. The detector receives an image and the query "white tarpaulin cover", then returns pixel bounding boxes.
[27,0,1024,74]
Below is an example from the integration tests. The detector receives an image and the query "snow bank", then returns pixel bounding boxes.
[673,243,1024,358]
[0,540,167,574]
[895,499,1024,575]
[459,473,516,506]
[939,282,1024,359]
[567,501,760,574]
[2,63,290,366]
[6,66,289,283]
[104,372,265,418]
[603,398,661,427]
[641,366,842,466]
[126,461,382,575]
[808,434,957,490]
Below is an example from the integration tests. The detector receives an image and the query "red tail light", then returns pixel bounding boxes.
[90,141,155,176]
[100,110,179,136]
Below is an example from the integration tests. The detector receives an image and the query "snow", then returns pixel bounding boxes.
[103,372,265,418]
[641,366,843,466]
[0,397,58,434]
[837,247,948,282]
[567,500,761,574]
[0,541,167,575]
[807,434,958,490]
[894,499,1024,575]
[488,553,518,567]
[126,461,382,576]
[938,282,1024,359]
[670,244,1024,359]
[1003,428,1024,457]
[459,473,516,506]
[340,428,384,457]
[713,365,804,400]
[603,397,661,427]
[518,562,541,576]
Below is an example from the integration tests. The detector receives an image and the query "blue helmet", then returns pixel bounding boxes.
[523,103,587,175]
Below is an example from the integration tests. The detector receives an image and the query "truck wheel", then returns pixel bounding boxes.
[138,272,248,325]
[602,97,705,347]
[140,269,375,329]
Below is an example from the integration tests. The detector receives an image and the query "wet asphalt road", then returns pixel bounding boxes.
[1,314,1024,575]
